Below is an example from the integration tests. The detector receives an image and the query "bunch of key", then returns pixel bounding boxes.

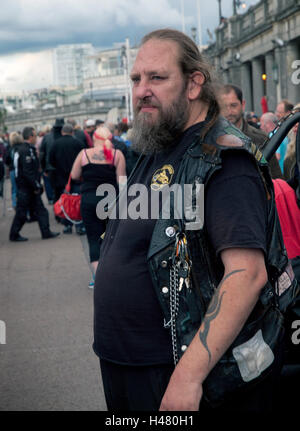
[173,232,192,292]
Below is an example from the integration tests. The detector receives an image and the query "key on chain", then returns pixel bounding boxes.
[178,261,190,292]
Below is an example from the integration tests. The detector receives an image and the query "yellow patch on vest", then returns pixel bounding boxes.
[151,164,174,191]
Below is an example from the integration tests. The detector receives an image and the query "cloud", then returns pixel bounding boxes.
[0,0,260,91]
[0,50,53,91]
[0,0,183,53]
[0,0,260,55]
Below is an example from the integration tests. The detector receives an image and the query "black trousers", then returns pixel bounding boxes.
[100,359,174,411]
[9,188,50,239]
[81,192,106,262]
[99,356,282,412]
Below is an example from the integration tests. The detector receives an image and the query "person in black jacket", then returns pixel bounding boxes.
[39,118,65,203]
[66,119,88,148]
[9,127,60,242]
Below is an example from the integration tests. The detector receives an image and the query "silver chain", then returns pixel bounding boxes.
[165,232,192,366]
[169,263,180,365]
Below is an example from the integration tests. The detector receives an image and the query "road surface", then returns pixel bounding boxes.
[0,180,106,411]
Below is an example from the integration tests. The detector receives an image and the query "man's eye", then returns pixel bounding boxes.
[151,75,164,80]
[131,76,140,83]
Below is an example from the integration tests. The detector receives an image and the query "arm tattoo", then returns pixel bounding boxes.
[92,151,105,161]
[199,268,246,363]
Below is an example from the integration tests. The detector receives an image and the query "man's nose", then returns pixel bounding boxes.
[134,78,153,100]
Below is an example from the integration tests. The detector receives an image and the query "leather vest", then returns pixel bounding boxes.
[144,117,297,405]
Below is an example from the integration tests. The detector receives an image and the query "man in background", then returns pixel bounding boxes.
[39,118,65,208]
[275,99,294,121]
[275,100,294,171]
[218,84,283,179]
[260,112,290,175]
[67,119,88,148]
[9,127,59,241]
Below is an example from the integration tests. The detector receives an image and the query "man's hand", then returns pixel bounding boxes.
[160,248,267,411]
[159,364,203,411]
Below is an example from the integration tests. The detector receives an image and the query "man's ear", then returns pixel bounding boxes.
[187,71,205,101]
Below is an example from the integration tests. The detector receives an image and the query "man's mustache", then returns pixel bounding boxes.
[136,98,161,110]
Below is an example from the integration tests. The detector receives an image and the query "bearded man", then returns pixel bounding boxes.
[92,29,293,412]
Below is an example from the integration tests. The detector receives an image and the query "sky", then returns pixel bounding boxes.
[0,0,260,92]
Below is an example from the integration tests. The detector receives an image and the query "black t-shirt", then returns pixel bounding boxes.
[205,149,267,257]
[93,122,268,365]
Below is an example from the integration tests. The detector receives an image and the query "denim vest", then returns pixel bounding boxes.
[144,117,297,405]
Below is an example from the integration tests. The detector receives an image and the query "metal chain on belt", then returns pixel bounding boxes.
[167,232,192,366]
[169,262,180,365]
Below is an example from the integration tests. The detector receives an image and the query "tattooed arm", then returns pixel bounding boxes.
[159,247,267,411]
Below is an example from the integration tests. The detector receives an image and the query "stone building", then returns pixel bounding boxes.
[204,0,300,114]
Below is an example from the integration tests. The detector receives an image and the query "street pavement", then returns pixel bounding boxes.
[0,180,107,411]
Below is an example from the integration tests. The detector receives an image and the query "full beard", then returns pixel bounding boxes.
[131,93,189,155]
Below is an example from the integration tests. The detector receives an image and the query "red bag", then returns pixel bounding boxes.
[53,175,82,224]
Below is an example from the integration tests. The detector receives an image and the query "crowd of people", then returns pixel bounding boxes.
[0,117,139,286]
[0,27,299,413]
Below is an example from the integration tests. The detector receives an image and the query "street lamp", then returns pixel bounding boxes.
[233,0,246,15]
[89,82,93,100]
[196,0,202,48]
[217,0,222,24]
[191,27,197,43]
[180,0,185,33]
[121,39,133,122]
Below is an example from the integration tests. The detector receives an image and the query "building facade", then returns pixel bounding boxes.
[5,100,126,133]
[53,44,98,88]
[82,43,138,122]
[204,0,300,114]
